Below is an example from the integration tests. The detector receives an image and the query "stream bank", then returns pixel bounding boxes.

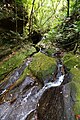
[0,51,75,120]
[0,0,80,119]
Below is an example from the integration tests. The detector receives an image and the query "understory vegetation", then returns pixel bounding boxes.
[0,0,80,119]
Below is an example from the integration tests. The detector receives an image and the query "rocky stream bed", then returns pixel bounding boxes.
[0,51,75,120]
[0,1,80,119]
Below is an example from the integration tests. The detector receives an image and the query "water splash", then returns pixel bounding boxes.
[0,58,32,96]
[35,75,64,100]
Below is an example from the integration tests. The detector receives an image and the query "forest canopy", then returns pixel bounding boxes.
[20,0,77,35]
[0,1,80,119]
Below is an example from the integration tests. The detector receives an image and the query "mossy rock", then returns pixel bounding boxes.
[63,53,80,115]
[70,68,80,114]
[36,39,55,56]
[63,53,80,70]
[0,46,36,81]
[13,67,31,88]
[29,52,56,81]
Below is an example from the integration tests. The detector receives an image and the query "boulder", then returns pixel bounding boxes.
[63,53,80,116]
[29,52,56,84]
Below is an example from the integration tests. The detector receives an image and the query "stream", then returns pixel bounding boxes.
[0,57,32,96]
[0,52,74,120]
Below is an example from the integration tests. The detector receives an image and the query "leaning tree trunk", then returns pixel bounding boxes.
[29,0,35,36]
[67,0,70,17]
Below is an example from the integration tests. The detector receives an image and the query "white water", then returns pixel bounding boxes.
[0,59,32,96]
[0,89,7,95]
[35,74,65,100]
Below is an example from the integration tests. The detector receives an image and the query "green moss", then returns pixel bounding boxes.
[71,68,80,100]
[29,52,56,80]
[73,101,80,114]
[0,46,36,81]
[45,48,55,56]
[63,53,80,69]
[63,53,80,114]
[70,68,80,114]
[14,67,31,87]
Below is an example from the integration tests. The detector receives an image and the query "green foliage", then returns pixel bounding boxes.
[15,0,22,5]
[22,0,68,34]
[74,21,80,32]
[21,0,80,45]
[54,0,80,51]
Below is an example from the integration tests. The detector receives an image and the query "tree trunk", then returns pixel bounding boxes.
[67,0,70,17]
[29,0,35,35]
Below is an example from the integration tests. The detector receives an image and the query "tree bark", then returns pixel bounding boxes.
[29,0,35,35]
[67,0,70,17]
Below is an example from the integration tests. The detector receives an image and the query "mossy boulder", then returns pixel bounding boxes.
[63,53,80,115]
[63,53,80,69]
[29,52,56,82]
[70,68,80,114]
[0,46,36,81]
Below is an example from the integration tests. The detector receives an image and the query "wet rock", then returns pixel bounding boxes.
[63,53,80,115]
[0,52,76,120]
[29,52,56,84]
[63,82,75,120]
[20,76,35,92]
[36,82,75,120]
[0,58,33,94]
[30,30,42,44]
[0,86,40,120]
[0,58,66,120]
[0,46,36,81]
[26,110,38,120]
[37,87,64,120]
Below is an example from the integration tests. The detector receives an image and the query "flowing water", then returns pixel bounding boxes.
[0,54,72,120]
[0,57,32,96]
